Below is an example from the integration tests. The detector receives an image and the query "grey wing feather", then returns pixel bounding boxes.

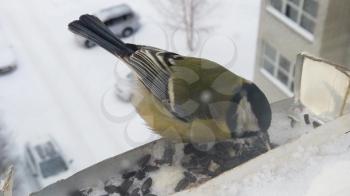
[125,46,191,121]
[125,48,174,103]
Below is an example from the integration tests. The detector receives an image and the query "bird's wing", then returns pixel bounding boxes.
[126,47,244,122]
[168,58,242,121]
[167,75,201,121]
[125,47,182,106]
[125,47,204,121]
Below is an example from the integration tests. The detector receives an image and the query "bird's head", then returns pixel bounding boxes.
[225,83,272,139]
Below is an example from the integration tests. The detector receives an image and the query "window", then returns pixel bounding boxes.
[271,0,283,11]
[104,17,123,26]
[269,0,319,34]
[104,14,132,26]
[261,41,295,92]
[104,13,133,26]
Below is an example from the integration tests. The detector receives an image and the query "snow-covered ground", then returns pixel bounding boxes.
[0,0,261,194]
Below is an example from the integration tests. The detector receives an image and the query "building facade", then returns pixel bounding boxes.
[254,0,350,103]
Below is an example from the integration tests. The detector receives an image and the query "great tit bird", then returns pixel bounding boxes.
[68,15,271,143]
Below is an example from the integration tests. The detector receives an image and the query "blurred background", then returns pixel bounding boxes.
[1,0,349,195]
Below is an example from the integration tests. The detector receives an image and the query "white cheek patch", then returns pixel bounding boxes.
[235,96,260,136]
[169,58,176,65]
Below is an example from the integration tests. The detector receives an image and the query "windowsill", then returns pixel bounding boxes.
[260,69,294,97]
[266,6,315,43]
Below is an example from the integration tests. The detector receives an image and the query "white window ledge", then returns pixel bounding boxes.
[266,6,315,43]
[260,68,294,97]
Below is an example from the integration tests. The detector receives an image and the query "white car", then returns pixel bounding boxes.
[24,136,73,188]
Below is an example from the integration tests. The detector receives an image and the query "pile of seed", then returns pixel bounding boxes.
[289,113,322,128]
[71,153,162,196]
[176,137,269,191]
[70,136,269,196]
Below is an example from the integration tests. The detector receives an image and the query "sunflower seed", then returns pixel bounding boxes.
[122,171,137,179]
[141,177,153,194]
[104,185,120,194]
[143,165,159,172]
[162,145,175,164]
[120,178,134,193]
[313,121,321,128]
[175,178,190,192]
[130,188,141,196]
[183,172,196,183]
[138,154,151,168]
[135,170,146,180]
[304,114,310,124]
[184,143,196,155]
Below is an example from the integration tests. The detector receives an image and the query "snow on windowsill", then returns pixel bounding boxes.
[173,114,350,196]
[260,68,294,97]
[266,6,315,43]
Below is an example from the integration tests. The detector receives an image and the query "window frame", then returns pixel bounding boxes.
[260,41,295,96]
[267,0,319,42]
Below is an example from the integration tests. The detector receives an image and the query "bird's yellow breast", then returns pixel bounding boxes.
[131,82,231,142]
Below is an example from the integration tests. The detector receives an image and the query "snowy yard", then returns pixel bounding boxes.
[0,0,261,194]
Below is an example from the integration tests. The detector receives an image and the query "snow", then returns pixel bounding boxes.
[306,161,350,196]
[0,47,15,67]
[226,134,350,196]
[150,166,184,196]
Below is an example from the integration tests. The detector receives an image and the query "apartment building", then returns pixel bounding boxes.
[254,0,350,102]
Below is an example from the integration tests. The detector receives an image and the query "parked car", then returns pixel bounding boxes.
[75,4,141,48]
[115,72,135,102]
[0,40,17,75]
[25,136,73,188]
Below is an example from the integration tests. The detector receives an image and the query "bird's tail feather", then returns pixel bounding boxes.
[68,14,134,57]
